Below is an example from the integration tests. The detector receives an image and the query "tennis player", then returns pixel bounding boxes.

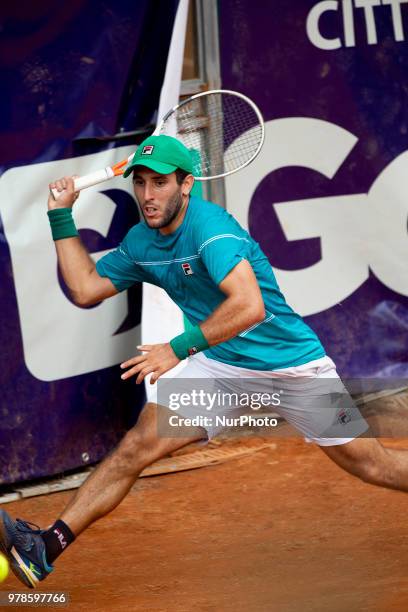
[0,135,404,589]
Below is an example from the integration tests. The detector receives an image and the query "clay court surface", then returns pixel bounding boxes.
[2,436,408,612]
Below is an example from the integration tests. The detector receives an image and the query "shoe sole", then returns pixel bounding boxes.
[0,516,36,589]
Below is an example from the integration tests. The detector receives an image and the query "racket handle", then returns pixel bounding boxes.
[50,167,116,200]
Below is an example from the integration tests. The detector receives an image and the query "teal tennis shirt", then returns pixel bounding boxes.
[96,195,325,370]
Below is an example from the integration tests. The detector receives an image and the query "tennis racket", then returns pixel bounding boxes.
[50,89,265,200]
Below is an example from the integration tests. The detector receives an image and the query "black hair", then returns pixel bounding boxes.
[132,166,190,184]
[175,168,190,185]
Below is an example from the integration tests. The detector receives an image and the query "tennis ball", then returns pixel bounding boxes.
[0,554,9,582]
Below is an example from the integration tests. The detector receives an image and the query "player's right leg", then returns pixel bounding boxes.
[0,402,205,588]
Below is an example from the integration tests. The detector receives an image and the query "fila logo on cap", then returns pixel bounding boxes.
[182,263,193,276]
[142,145,154,155]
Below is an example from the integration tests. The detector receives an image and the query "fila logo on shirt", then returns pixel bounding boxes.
[182,263,193,276]
[142,145,154,155]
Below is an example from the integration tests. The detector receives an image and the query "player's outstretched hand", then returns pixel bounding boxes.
[48,176,80,210]
[120,343,180,385]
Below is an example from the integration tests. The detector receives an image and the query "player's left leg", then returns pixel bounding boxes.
[261,355,408,491]
[0,402,205,588]
[320,436,408,492]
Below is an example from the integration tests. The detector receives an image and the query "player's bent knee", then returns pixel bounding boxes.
[321,439,386,486]
[353,457,382,485]
[115,426,159,472]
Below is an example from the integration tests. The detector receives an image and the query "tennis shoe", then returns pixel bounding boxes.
[0,509,53,588]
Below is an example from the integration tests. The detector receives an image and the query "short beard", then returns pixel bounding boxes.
[144,189,184,229]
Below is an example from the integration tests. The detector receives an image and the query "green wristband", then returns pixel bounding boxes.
[170,325,209,360]
[47,208,79,241]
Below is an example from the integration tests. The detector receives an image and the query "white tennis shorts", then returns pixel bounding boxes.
[152,353,368,446]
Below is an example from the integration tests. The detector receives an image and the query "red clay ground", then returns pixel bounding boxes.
[2,437,408,612]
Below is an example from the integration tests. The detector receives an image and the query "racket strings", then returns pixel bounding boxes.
[159,92,263,179]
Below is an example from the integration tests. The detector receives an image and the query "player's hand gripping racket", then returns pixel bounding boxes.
[50,89,265,199]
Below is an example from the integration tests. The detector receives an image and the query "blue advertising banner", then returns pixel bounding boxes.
[0,1,178,484]
[220,0,408,378]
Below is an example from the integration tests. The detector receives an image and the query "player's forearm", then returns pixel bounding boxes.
[200,295,265,346]
[54,237,97,305]
[47,178,108,306]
